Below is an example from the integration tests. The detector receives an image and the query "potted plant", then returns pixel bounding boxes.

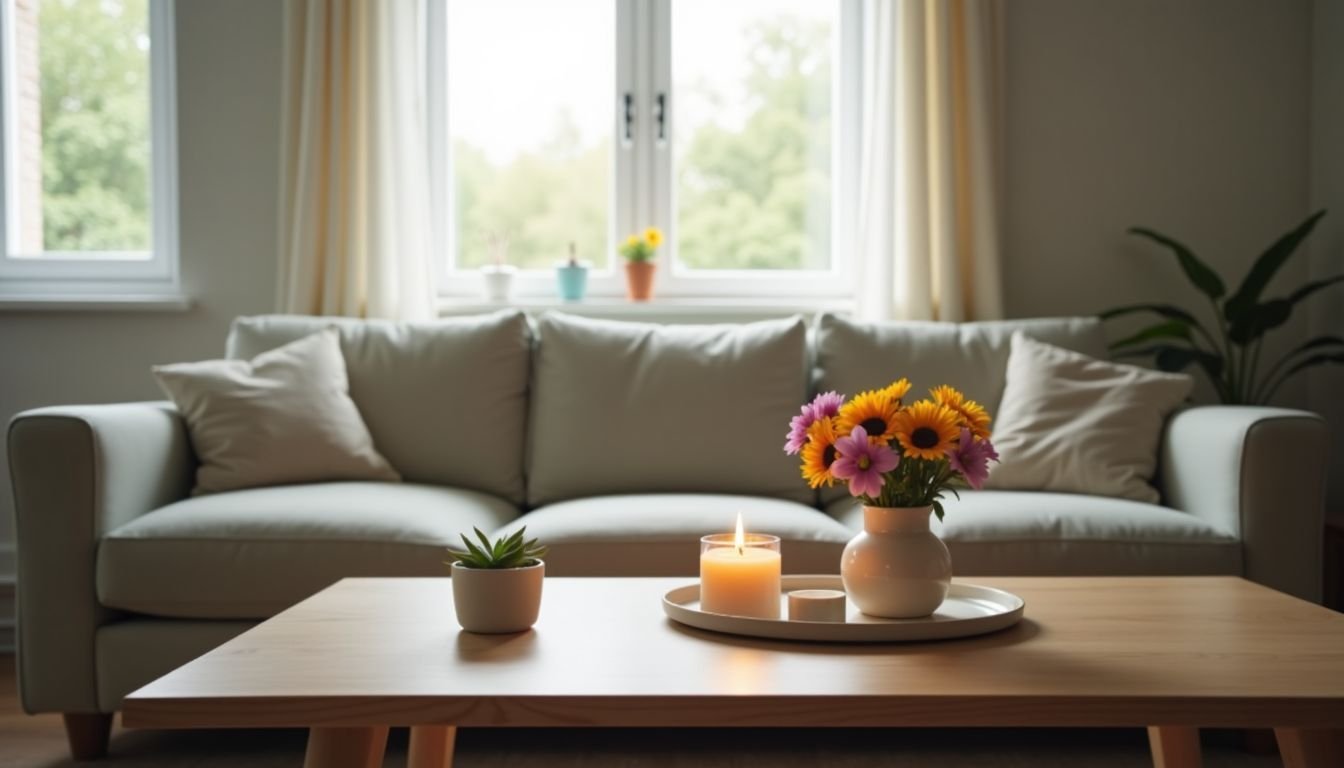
[784,382,999,618]
[1101,209,1342,403]
[447,526,546,633]
[480,231,516,303]
[556,241,590,302]
[619,227,662,301]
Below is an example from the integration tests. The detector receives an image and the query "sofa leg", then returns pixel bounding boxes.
[63,713,112,760]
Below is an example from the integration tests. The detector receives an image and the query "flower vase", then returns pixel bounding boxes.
[840,505,951,618]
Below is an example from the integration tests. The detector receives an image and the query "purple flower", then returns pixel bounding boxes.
[831,425,900,498]
[783,391,846,455]
[946,428,999,490]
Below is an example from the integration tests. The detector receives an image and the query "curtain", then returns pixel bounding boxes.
[856,0,1004,322]
[277,0,435,321]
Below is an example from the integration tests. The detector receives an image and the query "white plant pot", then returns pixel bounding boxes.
[450,560,544,633]
[481,265,517,303]
[840,506,951,618]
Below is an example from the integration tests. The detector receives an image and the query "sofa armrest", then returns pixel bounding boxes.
[1159,406,1327,602]
[8,402,194,714]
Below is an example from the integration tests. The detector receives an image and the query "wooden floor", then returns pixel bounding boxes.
[0,655,1283,768]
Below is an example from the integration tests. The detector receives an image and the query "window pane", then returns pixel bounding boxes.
[447,0,613,271]
[12,0,153,255]
[672,0,835,271]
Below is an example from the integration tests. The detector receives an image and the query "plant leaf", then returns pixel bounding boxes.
[1227,299,1292,345]
[474,527,494,554]
[1224,210,1327,322]
[1108,320,1192,350]
[1286,335,1344,355]
[1098,303,1200,325]
[1281,352,1344,380]
[1129,227,1225,300]
[1288,274,1344,305]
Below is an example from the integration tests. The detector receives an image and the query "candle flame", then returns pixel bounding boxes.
[735,512,745,555]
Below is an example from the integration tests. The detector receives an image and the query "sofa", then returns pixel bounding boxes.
[8,310,1328,730]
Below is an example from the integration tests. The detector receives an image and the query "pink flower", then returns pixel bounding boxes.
[946,428,999,490]
[831,425,900,498]
[783,391,845,455]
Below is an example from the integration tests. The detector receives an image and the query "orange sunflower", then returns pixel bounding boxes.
[836,388,900,444]
[801,418,841,488]
[882,377,912,404]
[929,384,992,439]
[892,400,961,460]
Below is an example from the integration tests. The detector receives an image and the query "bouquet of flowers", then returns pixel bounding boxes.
[784,379,999,520]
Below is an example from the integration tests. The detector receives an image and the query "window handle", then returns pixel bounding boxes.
[654,92,667,144]
[623,92,635,146]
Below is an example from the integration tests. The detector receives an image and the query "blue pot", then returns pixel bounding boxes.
[556,263,590,301]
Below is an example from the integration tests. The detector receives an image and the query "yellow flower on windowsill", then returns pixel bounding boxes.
[644,227,663,248]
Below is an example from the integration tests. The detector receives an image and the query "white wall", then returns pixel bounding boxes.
[1310,0,1344,514]
[0,0,283,562]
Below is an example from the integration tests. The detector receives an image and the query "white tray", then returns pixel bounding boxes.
[662,575,1025,643]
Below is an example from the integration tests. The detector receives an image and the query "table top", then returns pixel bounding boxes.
[122,576,1344,730]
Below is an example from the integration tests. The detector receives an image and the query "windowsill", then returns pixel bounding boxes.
[439,295,854,322]
[0,293,194,312]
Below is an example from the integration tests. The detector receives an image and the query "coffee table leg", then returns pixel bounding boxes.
[408,725,457,768]
[303,726,390,768]
[1275,728,1344,768]
[1147,726,1201,768]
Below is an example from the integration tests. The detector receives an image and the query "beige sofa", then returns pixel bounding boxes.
[8,311,1327,730]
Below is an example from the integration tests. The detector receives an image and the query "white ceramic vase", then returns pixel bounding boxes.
[840,506,951,618]
[481,264,517,302]
[450,560,544,633]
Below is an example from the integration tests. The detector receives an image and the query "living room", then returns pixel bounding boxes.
[2,0,1342,766]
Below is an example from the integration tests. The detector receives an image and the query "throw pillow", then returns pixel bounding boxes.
[153,328,400,494]
[984,332,1192,503]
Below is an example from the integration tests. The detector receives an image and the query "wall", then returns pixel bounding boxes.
[1310,0,1344,514]
[0,0,283,575]
[1002,0,1314,410]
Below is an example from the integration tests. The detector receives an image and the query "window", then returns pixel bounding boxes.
[430,0,859,300]
[0,0,178,297]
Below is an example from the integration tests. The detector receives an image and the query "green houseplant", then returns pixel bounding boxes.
[448,527,547,633]
[1101,210,1343,404]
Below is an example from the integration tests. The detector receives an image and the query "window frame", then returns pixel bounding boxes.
[0,0,180,296]
[429,0,860,302]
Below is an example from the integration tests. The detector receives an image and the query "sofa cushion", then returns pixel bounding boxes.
[827,491,1240,576]
[814,314,1108,414]
[526,314,811,506]
[985,333,1193,503]
[500,494,852,576]
[154,329,400,494]
[226,311,531,503]
[97,482,518,619]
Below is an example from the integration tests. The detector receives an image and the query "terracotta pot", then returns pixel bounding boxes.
[840,506,950,618]
[624,261,657,301]
[450,560,544,633]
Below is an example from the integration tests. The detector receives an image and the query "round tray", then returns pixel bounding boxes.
[662,575,1024,643]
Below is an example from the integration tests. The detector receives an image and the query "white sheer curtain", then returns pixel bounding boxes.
[277,0,435,321]
[856,0,1004,322]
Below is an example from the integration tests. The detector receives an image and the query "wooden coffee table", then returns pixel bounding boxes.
[122,576,1344,768]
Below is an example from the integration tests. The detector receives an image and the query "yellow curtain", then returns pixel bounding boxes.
[857,0,1004,322]
[277,0,434,321]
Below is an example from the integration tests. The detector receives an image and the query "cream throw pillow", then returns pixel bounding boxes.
[154,328,400,494]
[985,333,1192,503]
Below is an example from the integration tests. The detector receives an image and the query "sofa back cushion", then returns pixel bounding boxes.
[814,313,1108,412]
[527,313,811,506]
[226,311,531,503]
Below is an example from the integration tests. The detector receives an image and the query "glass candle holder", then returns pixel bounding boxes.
[699,533,782,619]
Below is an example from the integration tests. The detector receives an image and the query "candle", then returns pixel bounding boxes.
[699,514,782,619]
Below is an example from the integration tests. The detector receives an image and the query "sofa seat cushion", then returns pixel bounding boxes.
[501,494,853,576]
[827,491,1241,577]
[97,482,517,619]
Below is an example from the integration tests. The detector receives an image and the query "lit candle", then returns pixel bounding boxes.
[699,514,782,619]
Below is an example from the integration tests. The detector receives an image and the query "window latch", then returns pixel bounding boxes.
[623,92,635,146]
[655,92,667,144]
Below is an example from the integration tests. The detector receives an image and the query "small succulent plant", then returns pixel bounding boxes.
[448,527,546,569]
